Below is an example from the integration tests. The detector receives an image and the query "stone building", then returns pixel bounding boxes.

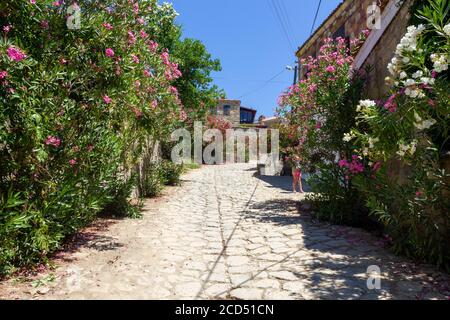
[296,0,413,98]
[212,99,257,127]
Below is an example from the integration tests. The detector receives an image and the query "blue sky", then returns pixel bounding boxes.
[168,0,342,118]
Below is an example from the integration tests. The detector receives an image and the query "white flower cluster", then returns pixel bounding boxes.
[397,140,418,157]
[356,99,376,112]
[431,53,449,73]
[414,112,436,131]
[343,132,355,142]
[443,23,450,36]
[388,25,426,77]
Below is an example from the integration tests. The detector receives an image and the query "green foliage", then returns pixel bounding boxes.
[307,165,373,227]
[138,162,165,198]
[347,0,450,270]
[160,160,183,186]
[0,0,184,275]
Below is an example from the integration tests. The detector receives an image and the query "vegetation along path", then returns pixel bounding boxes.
[1,163,449,300]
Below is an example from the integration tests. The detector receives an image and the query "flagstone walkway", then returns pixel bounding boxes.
[1,163,449,300]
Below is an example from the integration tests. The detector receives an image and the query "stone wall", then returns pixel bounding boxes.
[297,0,391,78]
[215,99,241,127]
[361,0,413,98]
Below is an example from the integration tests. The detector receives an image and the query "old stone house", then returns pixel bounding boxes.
[213,99,257,127]
[296,0,413,98]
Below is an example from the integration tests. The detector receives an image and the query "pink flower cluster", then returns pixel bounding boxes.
[7,46,27,62]
[45,135,61,148]
[338,155,365,175]
[148,41,159,53]
[384,94,398,112]
[105,48,115,58]
[0,71,7,80]
[103,95,112,104]
[102,23,113,30]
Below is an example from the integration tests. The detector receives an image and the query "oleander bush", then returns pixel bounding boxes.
[0,0,185,275]
[278,0,449,270]
[277,34,370,225]
[346,0,450,269]
[160,160,183,186]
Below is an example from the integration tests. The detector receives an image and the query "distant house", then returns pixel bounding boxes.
[260,116,282,128]
[212,99,257,127]
[296,0,414,99]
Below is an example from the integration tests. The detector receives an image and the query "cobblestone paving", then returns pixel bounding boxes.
[1,163,449,300]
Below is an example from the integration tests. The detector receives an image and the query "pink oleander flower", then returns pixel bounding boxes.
[30,0,36,4]
[45,135,61,148]
[69,159,77,166]
[325,65,336,73]
[160,51,170,66]
[87,144,94,152]
[103,95,112,104]
[428,99,436,107]
[3,25,11,33]
[128,31,136,45]
[151,100,158,109]
[105,48,115,58]
[415,191,423,197]
[40,20,49,29]
[148,41,159,53]
[137,18,145,25]
[131,54,139,64]
[102,23,113,30]
[143,69,152,77]
[7,46,27,62]
[170,86,178,95]
[140,30,148,39]
[0,71,7,80]
[53,1,62,7]
[132,107,143,118]
[372,161,382,172]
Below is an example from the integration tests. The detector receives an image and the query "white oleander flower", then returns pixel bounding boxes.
[420,77,435,85]
[415,118,436,131]
[431,53,449,73]
[343,133,354,142]
[368,137,379,149]
[443,23,450,36]
[412,70,423,79]
[400,71,408,79]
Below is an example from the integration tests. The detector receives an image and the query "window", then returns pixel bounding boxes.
[223,105,231,116]
[240,109,255,124]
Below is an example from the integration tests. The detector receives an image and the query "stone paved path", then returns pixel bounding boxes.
[1,163,449,300]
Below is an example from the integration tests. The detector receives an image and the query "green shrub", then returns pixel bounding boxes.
[0,0,183,275]
[161,160,184,186]
[307,165,375,228]
[139,162,165,198]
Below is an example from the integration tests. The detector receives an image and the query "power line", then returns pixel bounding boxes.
[277,0,297,44]
[237,69,286,99]
[310,0,323,35]
[267,0,295,52]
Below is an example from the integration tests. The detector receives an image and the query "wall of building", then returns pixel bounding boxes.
[215,99,241,127]
[361,0,413,99]
[297,0,390,78]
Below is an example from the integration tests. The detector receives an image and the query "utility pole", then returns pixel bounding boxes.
[293,64,298,85]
